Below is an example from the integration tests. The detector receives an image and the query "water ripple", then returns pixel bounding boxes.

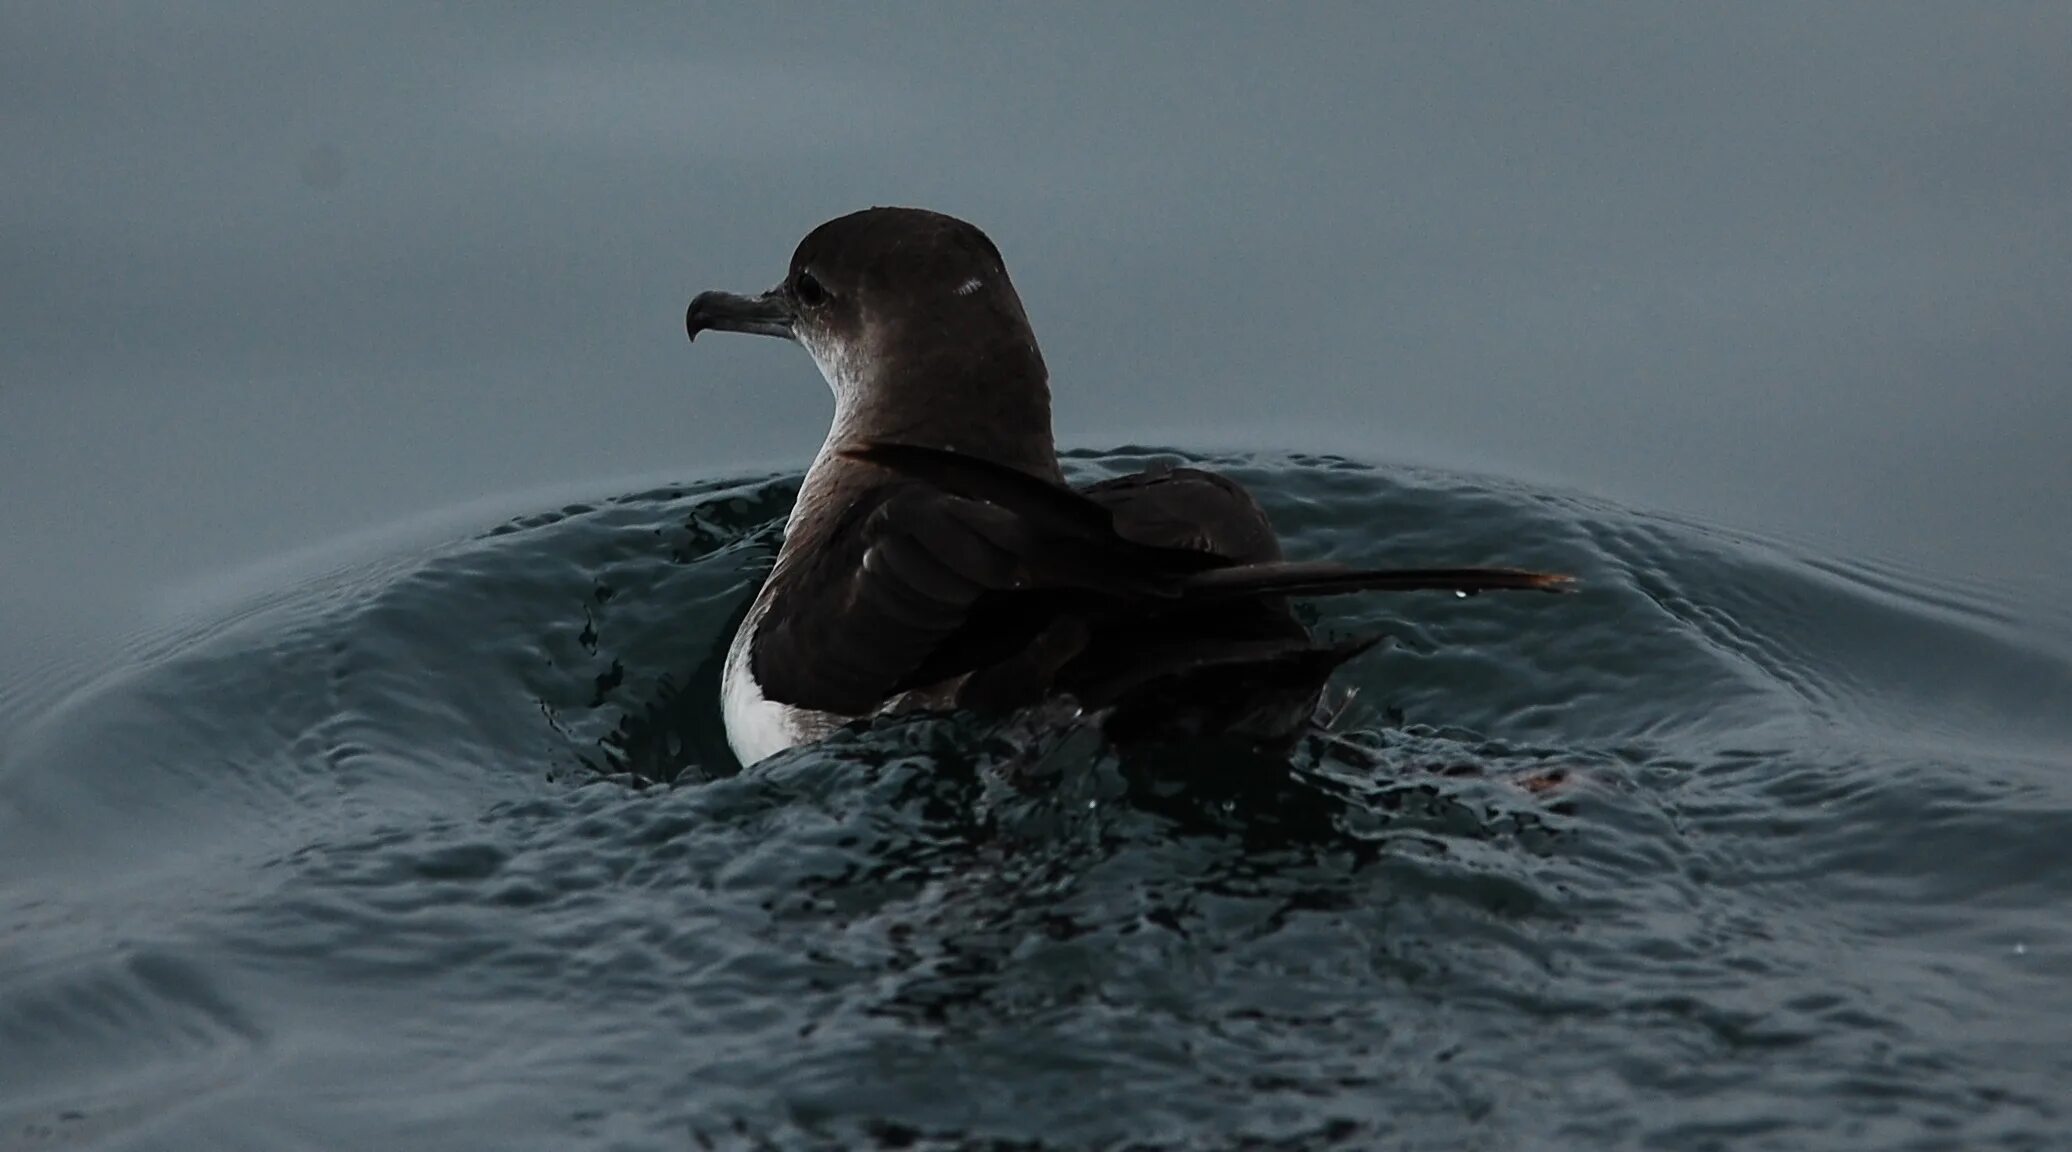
[3,452,2065,1150]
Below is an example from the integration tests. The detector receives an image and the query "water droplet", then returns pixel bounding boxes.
[2014,942,2028,956]
[1454,590,1468,599]
[1086,799,1097,810]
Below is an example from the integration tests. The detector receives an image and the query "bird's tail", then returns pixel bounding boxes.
[1180,560,1572,599]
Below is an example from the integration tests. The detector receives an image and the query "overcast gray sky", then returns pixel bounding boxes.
[5,3,2069,652]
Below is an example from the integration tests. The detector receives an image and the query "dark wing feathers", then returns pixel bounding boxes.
[756,486,1021,714]
[841,441,1115,538]
[841,443,1225,577]
[754,476,1192,714]
[1083,464,1283,563]
[755,443,1572,717]
[847,443,1573,597]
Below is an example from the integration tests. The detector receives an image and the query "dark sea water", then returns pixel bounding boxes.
[3,450,2066,1151]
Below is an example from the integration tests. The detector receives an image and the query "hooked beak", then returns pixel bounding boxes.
[684,288,795,342]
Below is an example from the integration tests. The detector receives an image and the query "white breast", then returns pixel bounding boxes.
[721,596,822,766]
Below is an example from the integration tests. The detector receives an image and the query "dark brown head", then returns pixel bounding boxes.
[686,207,1058,478]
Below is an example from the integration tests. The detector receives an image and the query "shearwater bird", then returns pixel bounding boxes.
[685,207,1568,766]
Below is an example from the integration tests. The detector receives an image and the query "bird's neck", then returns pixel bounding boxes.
[825,350,1063,483]
[781,331,1064,560]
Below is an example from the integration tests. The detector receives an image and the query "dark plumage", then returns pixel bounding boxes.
[684,207,1568,765]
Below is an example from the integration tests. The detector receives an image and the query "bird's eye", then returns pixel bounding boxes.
[793,271,827,307]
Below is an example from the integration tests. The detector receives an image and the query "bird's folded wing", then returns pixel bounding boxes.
[761,446,1575,716]
[845,443,1575,598]
[752,481,1196,715]
[750,485,1029,714]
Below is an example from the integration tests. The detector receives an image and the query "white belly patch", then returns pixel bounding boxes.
[721,597,831,766]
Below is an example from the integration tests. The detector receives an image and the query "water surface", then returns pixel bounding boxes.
[6,6,2071,1147]
[4,451,2066,1149]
